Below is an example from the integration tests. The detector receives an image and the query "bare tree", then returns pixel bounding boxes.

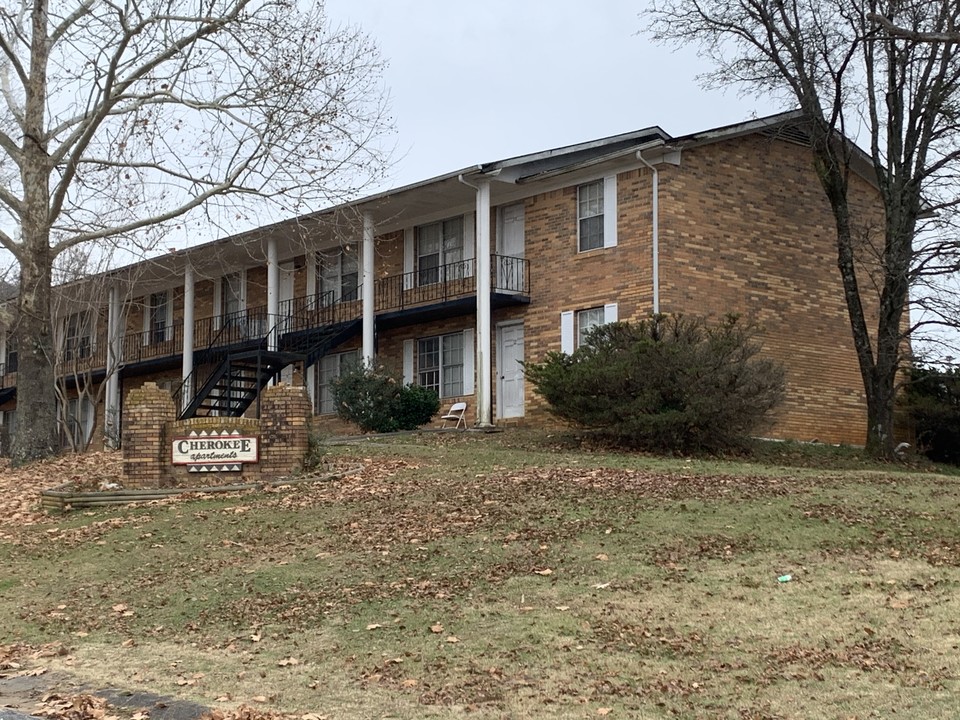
[645,0,960,458]
[869,12,960,43]
[0,0,390,463]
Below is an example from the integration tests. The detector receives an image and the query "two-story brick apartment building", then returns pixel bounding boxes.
[0,111,885,450]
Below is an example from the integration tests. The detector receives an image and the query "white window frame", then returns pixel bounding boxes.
[577,176,618,252]
[561,303,618,353]
[317,250,359,304]
[214,270,247,329]
[416,216,465,286]
[143,290,173,345]
[577,180,604,252]
[316,350,360,415]
[577,307,606,348]
[411,330,473,399]
[62,397,95,448]
[1,331,15,374]
[63,310,95,361]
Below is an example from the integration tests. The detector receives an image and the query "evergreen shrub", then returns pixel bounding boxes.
[524,315,785,452]
[333,363,440,433]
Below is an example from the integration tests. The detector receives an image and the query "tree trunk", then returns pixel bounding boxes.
[10,0,59,464]
[11,244,60,464]
[863,365,897,459]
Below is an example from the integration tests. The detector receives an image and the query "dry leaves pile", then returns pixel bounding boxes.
[0,451,123,541]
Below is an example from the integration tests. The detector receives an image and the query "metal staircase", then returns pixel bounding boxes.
[175,312,363,420]
[179,348,304,418]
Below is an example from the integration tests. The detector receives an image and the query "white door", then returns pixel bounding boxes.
[497,204,525,291]
[279,262,296,384]
[498,322,525,418]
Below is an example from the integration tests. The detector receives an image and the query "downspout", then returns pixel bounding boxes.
[636,150,660,315]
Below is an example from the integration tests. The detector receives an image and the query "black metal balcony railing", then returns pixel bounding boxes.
[119,323,185,367]
[17,254,531,387]
[374,255,529,313]
[376,258,477,312]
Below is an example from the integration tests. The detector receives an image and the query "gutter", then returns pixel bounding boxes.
[636,143,681,316]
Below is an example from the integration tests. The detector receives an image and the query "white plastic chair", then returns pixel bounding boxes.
[441,401,467,429]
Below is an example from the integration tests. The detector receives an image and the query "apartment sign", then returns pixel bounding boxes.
[172,429,259,472]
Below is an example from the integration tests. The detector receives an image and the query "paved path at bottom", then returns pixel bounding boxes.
[0,672,211,720]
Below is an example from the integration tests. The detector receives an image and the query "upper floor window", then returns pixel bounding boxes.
[318,250,359,304]
[418,332,464,398]
[148,291,172,344]
[221,272,244,318]
[578,181,604,252]
[417,217,464,286]
[4,333,16,374]
[64,311,93,361]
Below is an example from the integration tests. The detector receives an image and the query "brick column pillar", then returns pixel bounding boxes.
[260,383,311,478]
[122,382,177,488]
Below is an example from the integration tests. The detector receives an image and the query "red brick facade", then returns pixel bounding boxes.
[1,114,889,449]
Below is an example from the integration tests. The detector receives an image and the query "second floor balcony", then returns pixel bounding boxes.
[12,254,530,383]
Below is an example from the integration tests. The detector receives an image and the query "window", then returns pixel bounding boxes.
[4,333,16,374]
[221,273,244,319]
[577,307,606,348]
[578,181,604,251]
[216,272,248,335]
[62,397,94,448]
[316,350,360,414]
[64,311,93,361]
[560,304,618,354]
[417,217,464,285]
[317,251,359,304]
[148,291,171,344]
[418,332,464,398]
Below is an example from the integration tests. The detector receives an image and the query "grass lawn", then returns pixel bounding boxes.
[2,430,960,719]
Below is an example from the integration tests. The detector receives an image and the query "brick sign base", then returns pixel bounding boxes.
[122,382,311,489]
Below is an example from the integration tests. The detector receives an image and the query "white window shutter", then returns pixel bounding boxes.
[604,303,619,324]
[89,310,98,354]
[463,213,475,277]
[213,278,223,328]
[306,253,317,299]
[165,293,174,341]
[463,329,475,396]
[404,228,415,290]
[403,339,415,384]
[306,359,316,408]
[560,311,575,354]
[238,269,247,310]
[603,175,618,248]
[141,296,150,346]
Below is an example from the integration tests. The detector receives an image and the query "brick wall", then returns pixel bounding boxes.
[122,382,177,488]
[657,135,882,444]
[122,381,309,488]
[260,384,311,477]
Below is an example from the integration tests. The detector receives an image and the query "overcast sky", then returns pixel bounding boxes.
[323,0,786,190]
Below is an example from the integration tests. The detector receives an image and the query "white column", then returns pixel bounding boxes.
[266,236,279,351]
[362,211,375,366]
[181,265,195,413]
[475,180,493,427]
[104,284,122,446]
